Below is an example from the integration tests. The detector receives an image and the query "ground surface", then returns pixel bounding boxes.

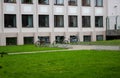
[0,50,120,78]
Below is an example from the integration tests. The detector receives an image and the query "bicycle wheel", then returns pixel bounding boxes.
[35,41,40,47]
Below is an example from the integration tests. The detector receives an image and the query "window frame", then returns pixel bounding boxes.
[96,35,103,41]
[21,0,33,4]
[38,36,50,44]
[95,16,103,27]
[22,15,33,28]
[39,15,49,27]
[38,0,49,5]
[24,37,34,44]
[68,0,77,6]
[4,0,16,3]
[6,37,17,45]
[83,35,91,42]
[54,0,64,5]
[68,15,78,27]
[54,15,64,27]
[82,0,91,6]
[82,16,91,28]
[95,0,103,7]
[4,14,17,28]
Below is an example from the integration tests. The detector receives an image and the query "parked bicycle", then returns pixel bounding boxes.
[35,40,49,47]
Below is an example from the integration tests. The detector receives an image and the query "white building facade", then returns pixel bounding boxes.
[0,0,107,46]
[106,0,120,40]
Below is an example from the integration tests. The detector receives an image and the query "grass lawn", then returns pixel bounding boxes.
[77,40,120,46]
[0,45,64,53]
[0,50,120,78]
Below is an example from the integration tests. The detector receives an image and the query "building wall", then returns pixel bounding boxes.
[107,0,120,16]
[107,0,120,30]
[0,0,107,46]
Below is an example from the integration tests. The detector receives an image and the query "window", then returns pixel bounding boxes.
[84,35,91,42]
[96,35,103,41]
[70,36,79,43]
[4,0,16,3]
[54,0,64,5]
[55,36,65,43]
[82,16,91,27]
[68,0,77,6]
[21,0,32,4]
[95,16,103,27]
[82,0,90,6]
[38,0,49,4]
[4,14,16,28]
[38,36,50,44]
[39,15,49,27]
[22,15,33,28]
[95,0,103,7]
[6,37,17,45]
[24,37,34,44]
[69,16,77,27]
[54,15,64,27]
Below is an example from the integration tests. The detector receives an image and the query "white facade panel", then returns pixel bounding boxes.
[38,6,50,14]
[22,28,36,32]
[95,28,106,31]
[68,28,79,32]
[82,28,93,32]
[54,28,65,32]
[0,1,2,33]
[4,28,19,33]
[68,7,78,15]
[3,4,17,13]
[108,0,120,16]
[38,28,52,32]
[82,7,92,15]
[21,5,34,14]
[54,6,65,14]
[95,8,104,15]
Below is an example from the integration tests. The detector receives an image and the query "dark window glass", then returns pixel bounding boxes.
[84,35,91,42]
[55,36,65,43]
[68,0,77,6]
[24,37,34,44]
[22,15,33,28]
[95,0,103,7]
[54,0,64,5]
[6,37,17,45]
[39,15,49,27]
[21,0,33,4]
[70,36,79,43]
[54,15,64,27]
[82,16,91,27]
[38,0,49,4]
[38,36,50,44]
[4,14,16,28]
[69,16,77,27]
[95,16,103,27]
[4,0,16,3]
[96,35,103,41]
[82,0,90,6]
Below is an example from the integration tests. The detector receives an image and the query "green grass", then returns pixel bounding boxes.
[0,50,120,78]
[0,45,63,53]
[78,40,120,46]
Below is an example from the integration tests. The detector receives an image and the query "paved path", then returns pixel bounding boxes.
[69,45,120,51]
[8,45,120,55]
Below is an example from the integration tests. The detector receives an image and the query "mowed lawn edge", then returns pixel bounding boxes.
[0,45,64,53]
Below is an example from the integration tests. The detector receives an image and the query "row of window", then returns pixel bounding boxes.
[4,0,103,7]
[6,35,103,45]
[4,14,103,28]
